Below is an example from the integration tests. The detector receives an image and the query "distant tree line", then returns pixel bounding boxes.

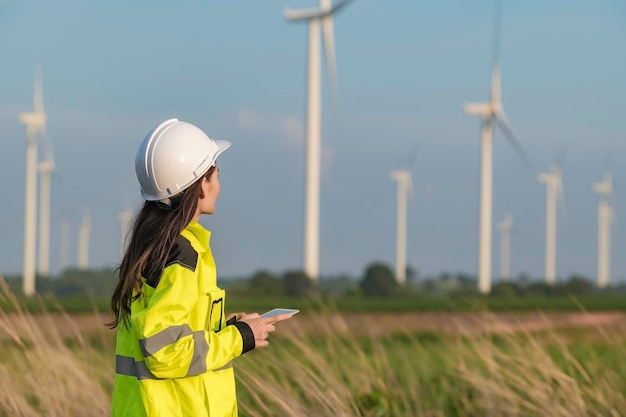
[232,263,626,299]
[1,262,625,300]
[2,268,117,298]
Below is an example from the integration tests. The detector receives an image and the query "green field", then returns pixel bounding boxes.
[0,290,624,416]
[1,293,625,315]
[3,268,625,316]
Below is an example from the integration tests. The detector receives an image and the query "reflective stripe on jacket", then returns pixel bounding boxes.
[112,221,254,417]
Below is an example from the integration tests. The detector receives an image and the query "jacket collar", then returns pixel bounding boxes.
[182,220,211,252]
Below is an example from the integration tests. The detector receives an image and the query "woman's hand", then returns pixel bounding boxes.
[239,313,293,349]
[226,312,248,322]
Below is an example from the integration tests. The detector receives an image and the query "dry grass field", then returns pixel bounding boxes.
[5,309,623,340]
[0,279,624,416]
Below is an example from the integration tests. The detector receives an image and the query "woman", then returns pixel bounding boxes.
[110,118,292,416]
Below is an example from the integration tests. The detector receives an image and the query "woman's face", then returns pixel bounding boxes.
[197,167,220,216]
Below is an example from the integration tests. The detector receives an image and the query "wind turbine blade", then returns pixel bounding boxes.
[405,142,418,170]
[555,143,568,169]
[492,0,502,68]
[552,167,567,219]
[607,174,615,212]
[464,102,489,115]
[327,0,354,16]
[495,111,534,171]
[489,0,502,105]
[321,12,341,120]
[490,63,501,106]
[604,172,613,190]
[497,212,512,231]
[321,13,338,91]
[31,62,47,141]
[557,173,565,206]
[284,0,353,21]
[34,64,44,114]
[41,132,55,166]
[83,209,92,230]
[284,7,325,21]
[408,172,416,205]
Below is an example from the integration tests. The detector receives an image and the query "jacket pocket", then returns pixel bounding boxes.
[206,288,225,332]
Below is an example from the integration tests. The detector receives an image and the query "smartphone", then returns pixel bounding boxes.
[260,308,299,318]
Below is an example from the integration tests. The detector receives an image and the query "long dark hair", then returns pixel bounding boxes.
[109,166,216,329]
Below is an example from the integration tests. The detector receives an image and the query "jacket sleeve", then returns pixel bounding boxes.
[130,263,255,379]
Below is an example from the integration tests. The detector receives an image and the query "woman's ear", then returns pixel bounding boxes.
[199,177,208,199]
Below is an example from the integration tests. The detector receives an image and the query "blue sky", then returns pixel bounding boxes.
[0,0,624,283]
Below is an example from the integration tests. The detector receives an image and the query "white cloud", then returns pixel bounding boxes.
[234,108,303,146]
[233,107,338,184]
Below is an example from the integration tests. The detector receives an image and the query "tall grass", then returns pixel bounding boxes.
[235,310,626,417]
[0,277,624,416]
[0,279,113,417]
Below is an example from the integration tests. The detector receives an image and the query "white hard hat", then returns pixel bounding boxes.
[135,118,231,203]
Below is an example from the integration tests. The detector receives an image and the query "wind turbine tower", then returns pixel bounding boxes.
[593,172,614,288]
[38,140,55,277]
[390,170,412,285]
[19,68,46,296]
[497,212,513,281]
[60,220,70,272]
[78,211,92,270]
[464,1,528,294]
[538,165,563,285]
[284,0,351,281]
[119,209,133,258]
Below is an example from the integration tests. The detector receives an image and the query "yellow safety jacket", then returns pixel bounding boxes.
[112,221,255,417]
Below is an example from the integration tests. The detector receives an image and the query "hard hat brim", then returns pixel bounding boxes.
[212,140,231,165]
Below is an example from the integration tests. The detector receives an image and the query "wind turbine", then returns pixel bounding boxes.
[37,133,55,277]
[593,172,614,288]
[78,210,92,270]
[496,212,513,281]
[538,165,563,285]
[119,209,133,258]
[60,220,70,272]
[464,1,529,294]
[284,0,351,281]
[390,169,413,285]
[19,66,46,296]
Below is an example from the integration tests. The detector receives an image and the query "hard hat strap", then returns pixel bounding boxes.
[156,192,185,211]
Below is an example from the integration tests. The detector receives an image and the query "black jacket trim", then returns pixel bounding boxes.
[146,236,199,288]
[233,321,255,354]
